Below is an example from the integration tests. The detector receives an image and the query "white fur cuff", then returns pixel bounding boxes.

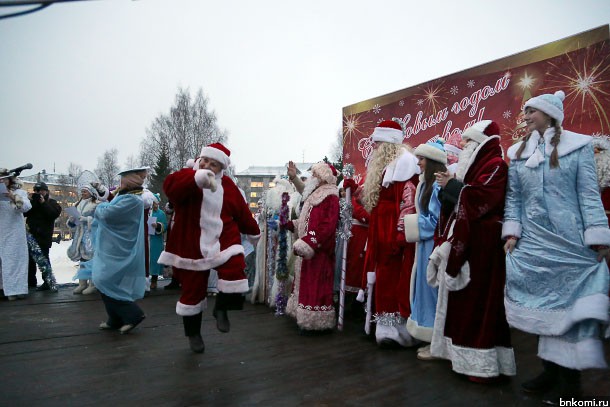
[404,214,420,242]
[501,220,522,239]
[366,271,376,284]
[445,261,471,291]
[293,238,315,260]
[584,226,610,246]
[356,289,365,302]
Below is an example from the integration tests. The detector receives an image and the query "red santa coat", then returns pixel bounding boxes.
[159,168,260,293]
[345,191,369,291]
[429,136,515,378]
[286,183,340,331]
[363,175,417,320]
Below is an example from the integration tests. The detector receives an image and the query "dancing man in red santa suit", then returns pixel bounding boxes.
[359,120,420,347]
[159,143,260,353]
[285,162,340,334]
[429,120,516,382]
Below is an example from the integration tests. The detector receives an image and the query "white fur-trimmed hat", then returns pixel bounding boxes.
[414,139,447,165]
[311,162,338,185]
[199,142,231,169]
[461,120,500,144]
[371,120,404,144]
[524,90,565,125]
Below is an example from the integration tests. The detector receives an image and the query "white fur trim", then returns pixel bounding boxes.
[375,323,416,347]
[199,179,224,257]
[141,189,155,209]
[403,213,419,242]
[505,293,609,336]
[434,338,516,377]
[538,336,607,370]
[371,127,403,144]
[414,143,447,165]
[427,241,451,287]
[217,278,249,293]
[382,149,420,188]
[194,169,216,189]
[199,146,230,168]
[406,317,433,342]
[584,226,610,246]
[507,129,591,163]
[444,261,470,291]
[293,238,315,260]
[176,299,207,316]
[461,120,493,144]
[524,91,565,124]
[366,271,376,284]
[501,220,522,239]
[158,244,244,271]
[356,289,365,302]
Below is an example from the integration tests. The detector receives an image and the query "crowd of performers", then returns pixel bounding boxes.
[253,90,609,404]
[0,90,608,404]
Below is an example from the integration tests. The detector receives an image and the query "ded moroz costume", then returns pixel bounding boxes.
[159,143,260,353]
[426,120,516,380]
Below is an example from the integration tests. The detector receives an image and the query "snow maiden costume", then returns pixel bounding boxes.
[503,91,609,400]
[404,140,446,347]
[0,170,32,299]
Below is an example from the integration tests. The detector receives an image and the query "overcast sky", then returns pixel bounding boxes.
[1,0,609,177]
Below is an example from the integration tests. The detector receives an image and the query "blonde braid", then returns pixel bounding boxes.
[362,142,404,212]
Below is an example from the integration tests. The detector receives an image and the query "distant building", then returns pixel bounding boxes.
[235,162,314,213]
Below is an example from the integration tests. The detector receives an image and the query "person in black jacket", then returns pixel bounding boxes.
[25,182,62,289]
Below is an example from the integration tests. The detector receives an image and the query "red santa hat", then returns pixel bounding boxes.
[199,143,231,169]
[370,120,404,144]
[461,120,500,144]
[311,162,337,185]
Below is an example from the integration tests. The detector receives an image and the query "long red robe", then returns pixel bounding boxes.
[430,136,515,378]
[363,175,417,320]
[345,192,369,292]
[286,184,340,331]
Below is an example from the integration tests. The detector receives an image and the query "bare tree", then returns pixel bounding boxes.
[95,148,120,189]
[124,154,140,171]
[141,87,228,173]
[67,162,83,183]
[330,128,343,163]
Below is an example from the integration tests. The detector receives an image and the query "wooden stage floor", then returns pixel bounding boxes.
[0,283,608,406]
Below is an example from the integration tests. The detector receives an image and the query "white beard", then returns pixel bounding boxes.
[301,177,320,202]
[455,140,479,182]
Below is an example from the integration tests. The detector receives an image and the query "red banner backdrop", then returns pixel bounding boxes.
[342,25,610,181]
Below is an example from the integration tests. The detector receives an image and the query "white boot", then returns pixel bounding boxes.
[73,279,88,294]
[82,280,97,295]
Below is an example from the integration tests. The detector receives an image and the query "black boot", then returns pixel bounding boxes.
[542,366,582,405]
[213,292,245,333]
[521,359,559,393]
[183,313,204,353]
[213,307,230,333]
[36,282,50,291]
[164,277,180,290]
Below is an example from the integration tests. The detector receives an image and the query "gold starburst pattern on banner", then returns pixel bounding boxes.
[413,81,447,115]
[542,43,610,132]
[343,114,373,146]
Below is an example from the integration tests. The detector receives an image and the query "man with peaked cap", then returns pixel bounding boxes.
[160,143,260,353]
[93,167,148,334]
[429,120,516,381]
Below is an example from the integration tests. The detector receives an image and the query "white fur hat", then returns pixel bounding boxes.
[524,90,565,125]
[414,140,447,165]
[371,120,404,144]
[461,120,500,144]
